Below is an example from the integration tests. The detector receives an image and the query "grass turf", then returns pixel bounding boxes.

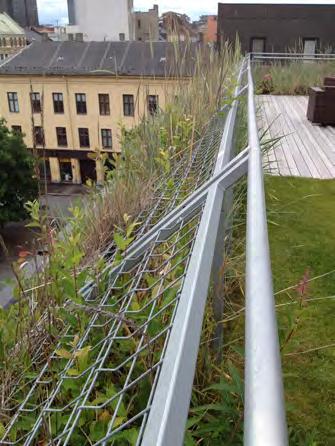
[265,175,335,444]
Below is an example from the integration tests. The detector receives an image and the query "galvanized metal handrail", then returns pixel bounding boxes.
[251,51,335,57]
[251,51,335,61]
[244,56,288,446]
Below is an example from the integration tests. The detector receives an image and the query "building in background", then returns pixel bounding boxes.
[194,15,217,44]
[66,0,134,41]
[217,3,335,54]
[160,12,197,42]
[0,12,26,61]
[134,4,159,41]
[0,0,38,27]
[31,25,68,42]
[0,41,193,184]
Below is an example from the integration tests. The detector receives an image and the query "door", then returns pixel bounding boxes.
[80,159,97,184]
[304,39,317,56]
[251,38,266,54]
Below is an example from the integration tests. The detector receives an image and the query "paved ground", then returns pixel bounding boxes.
[0,185,87,307]
[40,184,86,219]
[258,95,335,178]
[0,222,33,307]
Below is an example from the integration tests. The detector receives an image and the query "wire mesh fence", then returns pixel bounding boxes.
[1,205,204,445]
[0,106,228,445]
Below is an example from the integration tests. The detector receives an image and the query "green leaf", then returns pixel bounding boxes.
[55,348,72,359]
[74,345,91,372]
[113,232,128,251]
[184,431,197,446]
[111,428,138,444]
[67,368,80,376]
[186,414,204,429]
[0,422,5,438]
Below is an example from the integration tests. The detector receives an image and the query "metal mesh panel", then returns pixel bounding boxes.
[1,206,204,445]
[0,112,227,445]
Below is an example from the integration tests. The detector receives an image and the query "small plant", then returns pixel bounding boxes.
[260,72,274,94]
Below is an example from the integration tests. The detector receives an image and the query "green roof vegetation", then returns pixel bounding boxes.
[266,176,335,444]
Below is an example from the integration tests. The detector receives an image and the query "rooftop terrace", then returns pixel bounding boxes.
[259,95,335,179]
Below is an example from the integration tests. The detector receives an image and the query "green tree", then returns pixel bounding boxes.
[0,120,38,226]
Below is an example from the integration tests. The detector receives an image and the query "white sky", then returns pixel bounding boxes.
[37,0,335,25]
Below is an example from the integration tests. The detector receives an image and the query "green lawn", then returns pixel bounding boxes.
[265,176,335,444]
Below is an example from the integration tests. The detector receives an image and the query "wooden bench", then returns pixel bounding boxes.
[307,77,335,125]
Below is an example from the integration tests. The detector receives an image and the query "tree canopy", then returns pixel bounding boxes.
[0,120,38,226]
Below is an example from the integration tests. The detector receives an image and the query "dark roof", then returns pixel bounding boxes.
[0,40,197,77]
[24,28,47,43]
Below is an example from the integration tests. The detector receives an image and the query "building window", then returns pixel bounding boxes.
[98,93,110,115]
[123,94,134,117]
[7,92,19,113]
[9,37,13,47]
[34,126,44,146]
[101,128,112,148]
[78,128,90,148]
[303,38,318,56]
[147,95,159,115]
[12,125,22,134]
[119,33,125,41]
[75,93,87,114]
[31,92,41,113]
[250,37,266,53]
[56,127,67,147]
[138,19,141,29]
[53,92,64,113]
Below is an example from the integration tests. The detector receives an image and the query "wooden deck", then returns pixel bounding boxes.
[258,95,335,179]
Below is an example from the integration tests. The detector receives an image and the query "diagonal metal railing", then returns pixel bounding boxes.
[0,55,288,445]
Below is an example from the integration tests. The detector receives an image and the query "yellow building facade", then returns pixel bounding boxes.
[0,75,176,183]
[0,41,189,184]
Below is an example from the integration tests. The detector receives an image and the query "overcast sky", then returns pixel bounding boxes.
[37,0,335,25]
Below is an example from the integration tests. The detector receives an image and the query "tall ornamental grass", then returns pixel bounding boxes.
[254,60,335,95]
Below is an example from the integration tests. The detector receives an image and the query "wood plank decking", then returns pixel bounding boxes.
[258,95,335,179]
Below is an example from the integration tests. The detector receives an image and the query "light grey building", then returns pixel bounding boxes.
[134,4,159,41]
[66,0,134,41]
